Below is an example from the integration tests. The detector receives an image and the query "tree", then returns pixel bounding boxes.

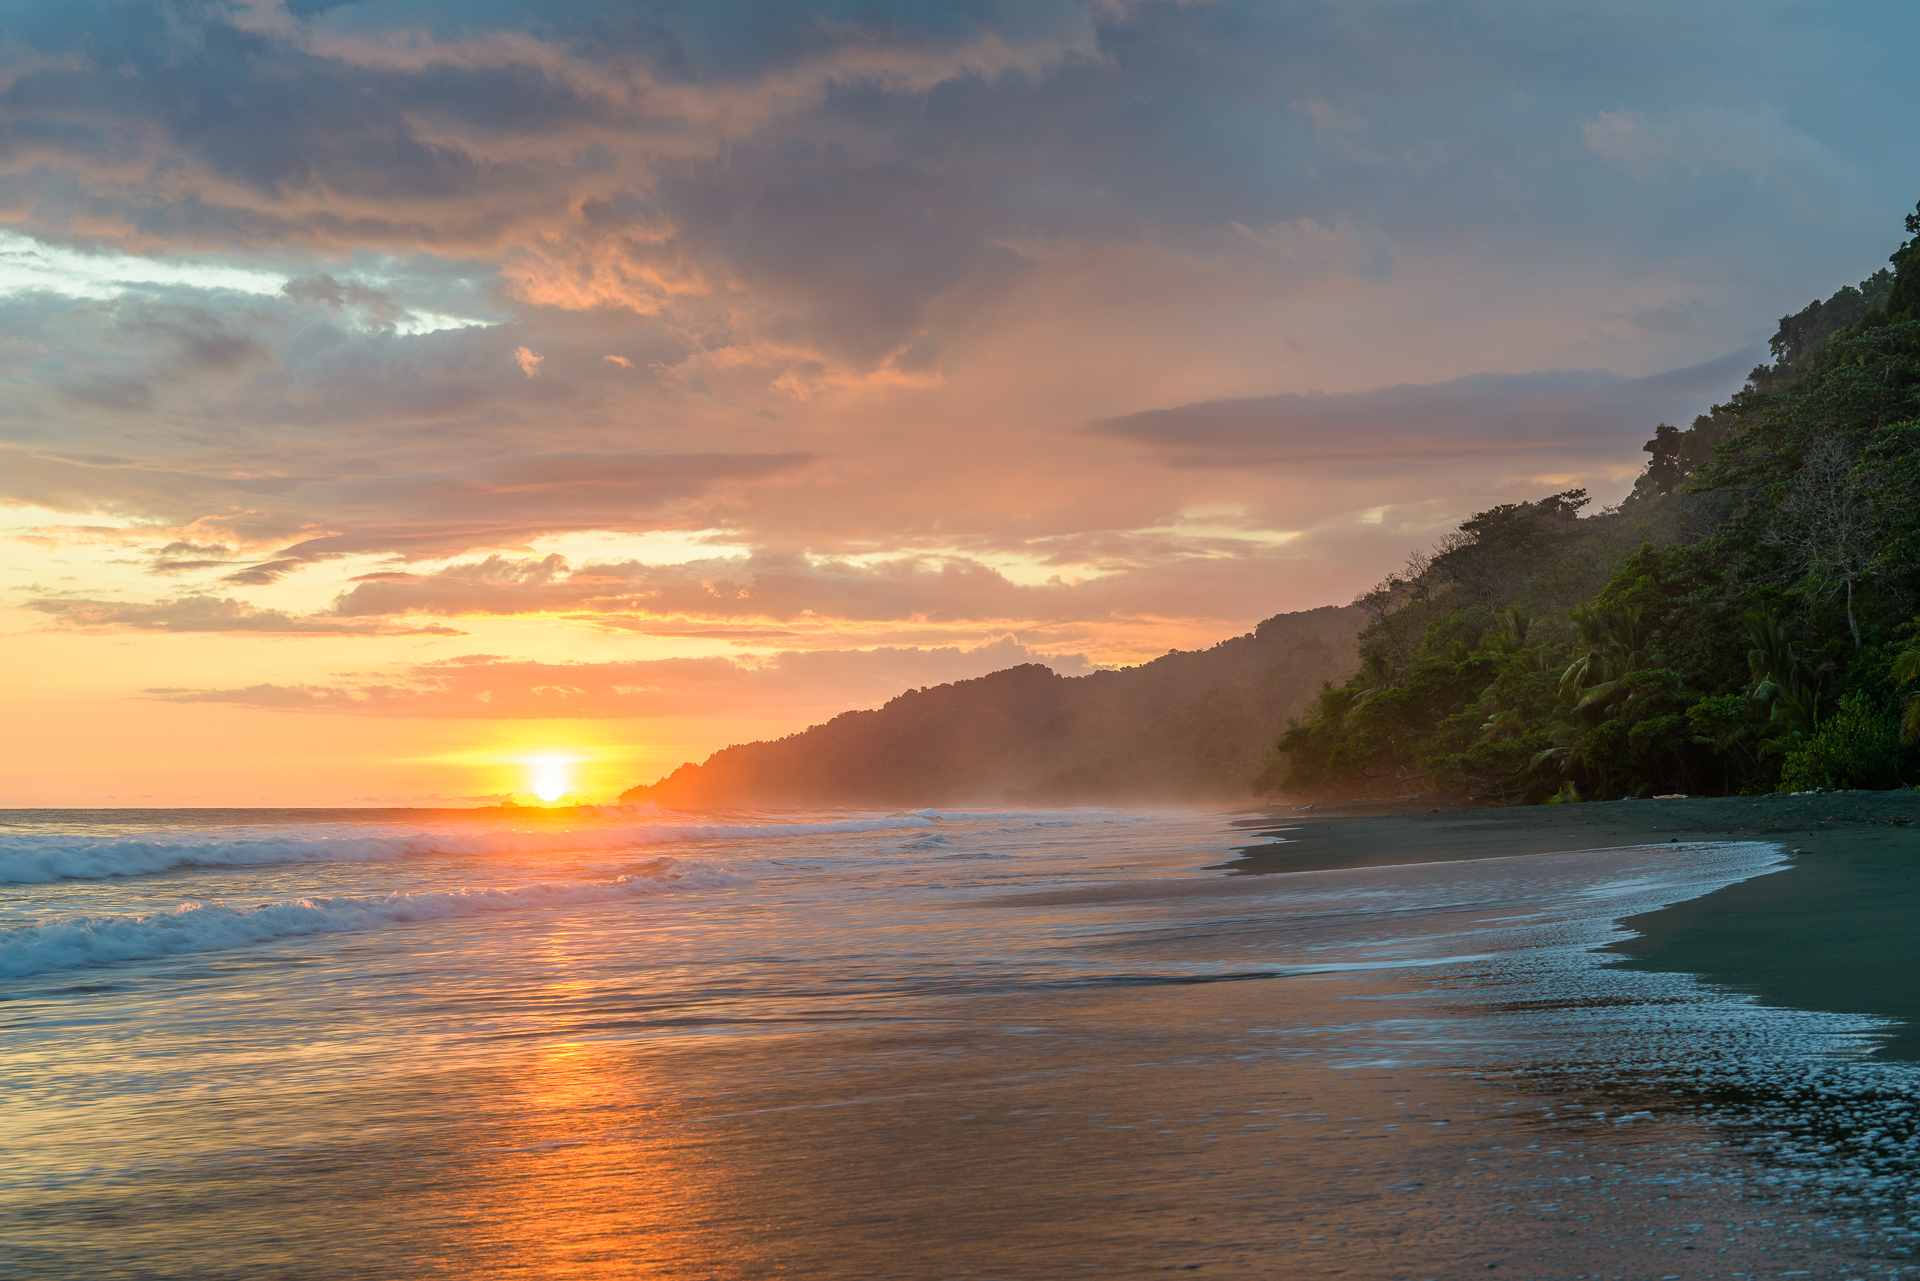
[1764,436,1894,647]
[1883,200,1920,322]
[1890,623,1920,741]
[1269,197,1920,805]
[1643,424,1685,495]
[1741,611,1823,759]
[1779,692,1904,791]
[1427,489,1589,612]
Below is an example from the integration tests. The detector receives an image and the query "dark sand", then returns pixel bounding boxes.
[1224,790,1920,1060]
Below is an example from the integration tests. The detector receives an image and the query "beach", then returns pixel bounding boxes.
[4,801,1919,1278]
[1231,791,1920,1062]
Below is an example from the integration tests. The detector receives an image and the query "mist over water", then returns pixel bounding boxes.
[2,807,1913,1277]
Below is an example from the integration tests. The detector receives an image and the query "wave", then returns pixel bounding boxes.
[903,808,1116,821]
[0,860,745,978]
[0,815,937,885]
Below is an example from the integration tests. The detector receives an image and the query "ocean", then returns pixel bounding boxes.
[3,806,1917,1279]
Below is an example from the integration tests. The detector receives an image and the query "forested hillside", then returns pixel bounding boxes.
[622,605,1363,807]
[1278,201,1920,803]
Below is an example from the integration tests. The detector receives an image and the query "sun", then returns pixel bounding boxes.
[524,754,577,803]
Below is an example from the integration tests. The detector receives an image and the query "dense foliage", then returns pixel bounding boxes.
[1276,202,1920,802]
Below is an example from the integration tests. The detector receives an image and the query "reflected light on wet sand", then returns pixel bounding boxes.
[0,816,1885,1279]
[439,1042,721,1278]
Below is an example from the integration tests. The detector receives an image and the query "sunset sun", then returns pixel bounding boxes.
[525,754,576,803]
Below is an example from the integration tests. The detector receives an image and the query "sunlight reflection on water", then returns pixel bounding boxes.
[0,810,1903,1277]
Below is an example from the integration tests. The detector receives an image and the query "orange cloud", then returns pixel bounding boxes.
[149,638,1095,721]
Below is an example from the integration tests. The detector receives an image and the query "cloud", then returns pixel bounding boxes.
[24,595,462,635]
[222,559,314,586]
[282,274,401,328]
[1087,347,1766,470]
[268,451,816,560]
[1227,217,1394,281]
[1581,104,1872,211]
[513,345,544,377]
[150,637,1096,719]
[22,299,274,411]
[151,540,239,574]
[322,550,1037,621]
[0,447,814,561]
[317,543,1333,628]
[0,0,1105,380]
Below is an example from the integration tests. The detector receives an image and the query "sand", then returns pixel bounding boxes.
[15,804,1912,1275]
[1227,789,1920,1060]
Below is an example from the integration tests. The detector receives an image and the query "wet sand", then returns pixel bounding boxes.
[20,883,1884,1280]
[1224,791,1920,1061]
[11,806,1917,1278]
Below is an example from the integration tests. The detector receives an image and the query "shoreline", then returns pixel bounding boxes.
[1222,790,1920,1061]
[9,805,1911,1275]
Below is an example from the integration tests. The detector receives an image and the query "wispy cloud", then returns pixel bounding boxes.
[152,638,1095,719]
[1088,349,1765,470]
[1582,103,1874,215]
[0,448,814,563]
[26,595,462,635]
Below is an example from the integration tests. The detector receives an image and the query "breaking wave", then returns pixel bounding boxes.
[0,859,746,978]
[0,815,937,885]
[905,809,1119,822]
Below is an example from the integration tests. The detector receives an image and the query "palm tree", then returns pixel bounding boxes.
[1558,605,1653,712]
[1741,610,1823,757]
[1890,628,1920,741]
[1481,605,1535,655]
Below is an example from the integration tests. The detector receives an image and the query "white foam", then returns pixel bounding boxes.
[904,808,1116,821]
[570,802,669,818]
[0,860,746,978]
[0,815,936,884]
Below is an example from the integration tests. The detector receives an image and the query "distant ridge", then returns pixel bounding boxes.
[622,605,1365,807]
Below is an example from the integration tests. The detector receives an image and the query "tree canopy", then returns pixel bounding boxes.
[1273,200,1920,803]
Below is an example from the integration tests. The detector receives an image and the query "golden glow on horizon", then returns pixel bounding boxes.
[392,734,652,806]
[525,754,577,803]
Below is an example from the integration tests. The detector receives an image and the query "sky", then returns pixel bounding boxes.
[3,0,1918,806]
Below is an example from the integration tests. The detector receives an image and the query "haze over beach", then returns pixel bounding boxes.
[9,4,1920,1279]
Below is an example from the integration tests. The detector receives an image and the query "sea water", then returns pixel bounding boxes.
[2,806,1915,1278]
